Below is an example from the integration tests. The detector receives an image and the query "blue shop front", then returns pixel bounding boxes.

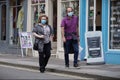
[79,0,120,64]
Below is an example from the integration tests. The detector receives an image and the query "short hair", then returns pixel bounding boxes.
[66,7,73,12]
[38,15,48,24]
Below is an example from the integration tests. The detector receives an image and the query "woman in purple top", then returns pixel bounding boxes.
[61,7,79,68]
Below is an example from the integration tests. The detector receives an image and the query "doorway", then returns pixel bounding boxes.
[53,0,57,42]
[0,4,6,41]
[87,0,102,31]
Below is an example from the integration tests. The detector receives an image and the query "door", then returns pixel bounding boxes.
[87,0,102,31]
[85,0,104,63]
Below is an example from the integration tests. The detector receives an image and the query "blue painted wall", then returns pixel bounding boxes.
[79,0,86,60]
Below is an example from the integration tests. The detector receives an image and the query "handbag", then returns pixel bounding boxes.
[33,42,38,50]
[33,39,39,50]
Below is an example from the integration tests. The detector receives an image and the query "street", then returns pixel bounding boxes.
[0,65,93,80]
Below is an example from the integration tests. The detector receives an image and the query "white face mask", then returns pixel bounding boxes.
[67,11,74,17]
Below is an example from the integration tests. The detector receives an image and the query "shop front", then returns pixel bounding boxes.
[26,0,79,58]
[80,0,120,64]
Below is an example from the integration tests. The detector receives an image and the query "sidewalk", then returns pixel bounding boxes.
[0,53,120,80]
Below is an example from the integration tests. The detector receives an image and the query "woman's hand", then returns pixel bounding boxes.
[39,35,44,39]
[33,33,44,39]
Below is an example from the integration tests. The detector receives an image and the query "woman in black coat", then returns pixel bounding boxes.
[32,15,53,73]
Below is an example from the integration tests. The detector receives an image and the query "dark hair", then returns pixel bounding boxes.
[66,7,73,12]
[38,15,48,24]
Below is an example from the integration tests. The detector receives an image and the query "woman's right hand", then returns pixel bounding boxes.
[39,35,44,38]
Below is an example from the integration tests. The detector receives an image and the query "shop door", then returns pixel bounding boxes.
[53,0,57,41]
[87,0,102,31]
[85,0,104,64]
[0,4,6,41]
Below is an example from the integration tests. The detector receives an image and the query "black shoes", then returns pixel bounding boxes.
[73,64,79,67]
[65,64,79,68]
[65,64,69,68]
[40,68,45,73]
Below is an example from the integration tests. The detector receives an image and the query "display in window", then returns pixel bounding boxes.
[39,4,45,14]
[109,0,120,49]
[33,6,38,24]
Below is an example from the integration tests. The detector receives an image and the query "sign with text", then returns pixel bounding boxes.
[87,37,101,58]
[19,32,33,48]
[85,31,104,64]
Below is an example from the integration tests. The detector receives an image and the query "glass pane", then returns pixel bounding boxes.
[109,0,120,49]
[71,1,79,16]
[61,2,69,17]
[31,5,38,27]
[39,4,45,14]
[39,0,45,3]
[88,0,94,31]
[10,0,16,6]
[31,0,38,4]
[61,0,79,17]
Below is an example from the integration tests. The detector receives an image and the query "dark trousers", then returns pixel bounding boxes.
[39,42,51,70]
[64,39,79,65]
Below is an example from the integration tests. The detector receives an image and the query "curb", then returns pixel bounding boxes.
[0,61,120,80]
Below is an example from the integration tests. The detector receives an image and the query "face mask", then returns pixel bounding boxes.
[67,11,73,17]
[41,20,47,24]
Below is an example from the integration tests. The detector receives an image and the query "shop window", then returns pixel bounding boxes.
[61,0,79,17]
[109,0,120,49]
[9,0,24,44]
[31,0,45,27]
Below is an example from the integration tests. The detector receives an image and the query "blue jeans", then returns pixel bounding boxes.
[64,39,79,66]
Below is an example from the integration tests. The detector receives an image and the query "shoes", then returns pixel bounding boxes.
[65,64,69,68]
[73,64,79,67]
[40,68,45,73]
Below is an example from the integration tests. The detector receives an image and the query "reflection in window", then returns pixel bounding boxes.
[109,0,120,49]
[61,0,79,17]
[31,0,45,27]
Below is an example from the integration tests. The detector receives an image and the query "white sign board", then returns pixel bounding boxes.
[19,32,33,48]
[19,32,33,57]
[85,31,104,64]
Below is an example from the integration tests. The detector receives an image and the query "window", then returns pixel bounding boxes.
[31,0,45,27]
[109,0,120,49]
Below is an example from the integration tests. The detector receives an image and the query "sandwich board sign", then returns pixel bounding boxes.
[85,31,104,64]
[19,32,33,57]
